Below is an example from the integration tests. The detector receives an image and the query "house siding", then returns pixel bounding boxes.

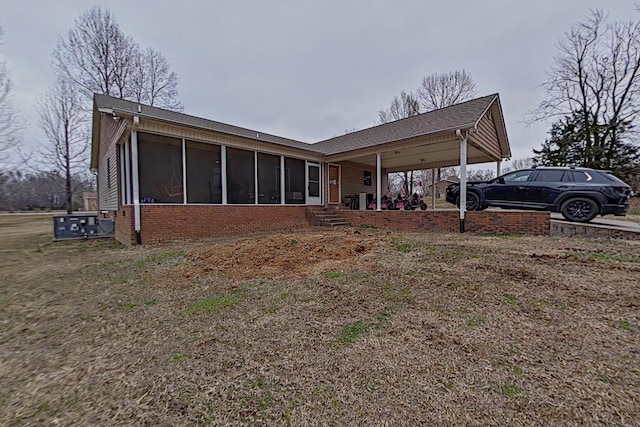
[470,111,502,160]
[98,115,127,211]
[338,161,388,201]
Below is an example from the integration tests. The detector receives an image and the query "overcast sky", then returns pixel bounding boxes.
[1,0,636,168]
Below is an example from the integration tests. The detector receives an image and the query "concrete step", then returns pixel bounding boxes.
[306,207,350,227]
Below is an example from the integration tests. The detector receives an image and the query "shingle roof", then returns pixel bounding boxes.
[312,94,498,155]
[94,93,501,157]
[93,94,322,153]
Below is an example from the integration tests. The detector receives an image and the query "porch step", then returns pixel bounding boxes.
[306,207,350,227]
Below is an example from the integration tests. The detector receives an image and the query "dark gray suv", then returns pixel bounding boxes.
[445,167,632,222]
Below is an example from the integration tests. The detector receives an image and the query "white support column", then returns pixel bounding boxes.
[131,120,141,243]
[280,156,285,205]
[431,168,436,209]
[376,153,382,211]
[459,134,468,232]
[119,141,127,205]
[221,145,227,205]
[182,139,187,204]
[254,151,259,205]
[125,141,131,205]
[496,160,502,177]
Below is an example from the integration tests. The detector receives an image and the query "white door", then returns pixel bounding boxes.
[307,162,322,205]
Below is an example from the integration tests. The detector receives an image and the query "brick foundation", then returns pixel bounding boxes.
[114,205,550,245]
[115,206,135,245]
[115,204,310,244]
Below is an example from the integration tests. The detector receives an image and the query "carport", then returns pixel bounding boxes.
[315,93,511,231]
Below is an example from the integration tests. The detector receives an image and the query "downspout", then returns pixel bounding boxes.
[456,129,467,233]
[131,116,142,244]
[376,153,382,211]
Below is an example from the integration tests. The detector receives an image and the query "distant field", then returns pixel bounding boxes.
[1,214,639,425]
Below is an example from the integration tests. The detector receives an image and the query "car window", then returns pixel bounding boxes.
[571,171,594,183]
[534,170,566,182]
[592,171,630,185]
[501,170,533,182]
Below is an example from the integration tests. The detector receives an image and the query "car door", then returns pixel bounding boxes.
[484,169,534,207]
[523,169,569,208]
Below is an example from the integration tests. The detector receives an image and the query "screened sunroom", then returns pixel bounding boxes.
[117,131,322,207]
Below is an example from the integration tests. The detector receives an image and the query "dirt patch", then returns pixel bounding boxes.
[186,230,386,282]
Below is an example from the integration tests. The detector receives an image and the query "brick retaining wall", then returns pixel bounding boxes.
[114,205,550,245]
[338,209,550,235]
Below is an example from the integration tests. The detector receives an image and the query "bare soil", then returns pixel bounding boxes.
[1,214,639,426]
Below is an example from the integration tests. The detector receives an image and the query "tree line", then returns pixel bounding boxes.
[0,6,183,212]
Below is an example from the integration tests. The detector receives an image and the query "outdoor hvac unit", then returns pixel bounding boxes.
[53,214,114,241]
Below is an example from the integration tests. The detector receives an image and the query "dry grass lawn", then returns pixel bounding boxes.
[1,213,639,426]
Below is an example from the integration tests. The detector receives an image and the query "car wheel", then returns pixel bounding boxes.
[561,197,598,222]
[458,192,481,211]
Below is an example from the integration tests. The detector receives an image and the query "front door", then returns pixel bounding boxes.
[484,169,533,208]
[328,164,340,204]
[307,162,322,205]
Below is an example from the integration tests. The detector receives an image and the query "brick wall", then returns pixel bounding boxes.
[338,209,550,235]
[115,206,135,245]
[114,204,310,244]
[114,205,550,245]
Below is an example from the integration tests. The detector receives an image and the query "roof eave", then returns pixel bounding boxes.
[321,124,477,158]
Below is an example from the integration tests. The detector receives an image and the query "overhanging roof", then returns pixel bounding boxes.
[314,94,511,170]
[91,93,511,171]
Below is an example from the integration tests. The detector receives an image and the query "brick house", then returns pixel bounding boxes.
[91,93,549,244]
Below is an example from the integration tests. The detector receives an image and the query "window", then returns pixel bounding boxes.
[501,170,533,182]
[285,157,305,204]
[534,170,566,182]
[138,132,183,203]
[226,147,255,204]
[363,171,372,186]
[186,141,221,204]
[571,171,594,183]
[258,153,281,204]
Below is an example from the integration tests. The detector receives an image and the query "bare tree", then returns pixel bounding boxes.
[467,169,495,181]
[130,47,183,111]
[378,91,420,124]
[416,69,478,111]
[414,70,478,191]
[527,9,640,173]
[503,157,535,173]
[34,77,88,213]
[53,7,131,99]
[53,6,182,110]
[378,91,421,195]
[0,26,19,166]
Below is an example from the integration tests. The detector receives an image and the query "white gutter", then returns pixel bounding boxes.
[131,116,142,244]
[376,153,382,211]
